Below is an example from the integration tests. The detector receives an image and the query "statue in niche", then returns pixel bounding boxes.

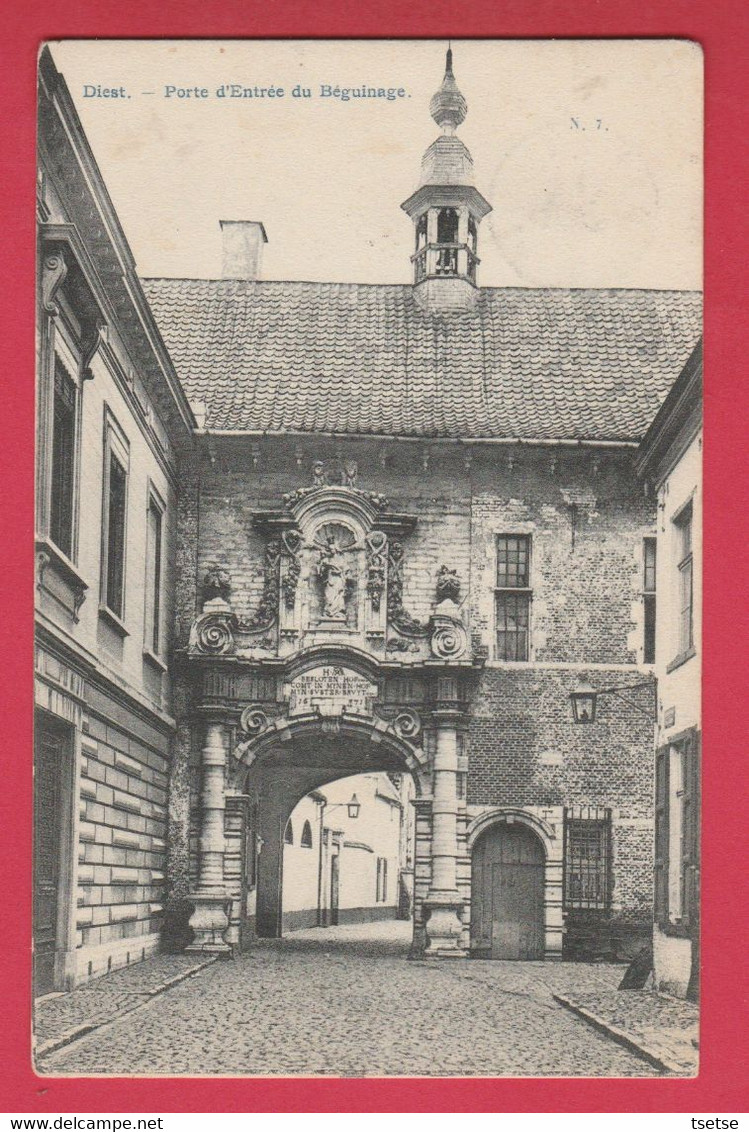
[313,522,357,623]
[317,533,347,620]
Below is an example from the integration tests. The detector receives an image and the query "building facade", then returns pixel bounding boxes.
[35,47,702,988]
[34,49,194,993]
[636,341,702,1000]
[142,52,700,964]
[281,773,413,932]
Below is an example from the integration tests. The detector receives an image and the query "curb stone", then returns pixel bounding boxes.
[34,956,217,1062]
[552,993,692,1076]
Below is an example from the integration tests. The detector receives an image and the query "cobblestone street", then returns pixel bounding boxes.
[36,922,673,1078]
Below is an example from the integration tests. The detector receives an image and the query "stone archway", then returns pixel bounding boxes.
[467,809,563,960]
[236,716,426,944]
[184,645,477,960]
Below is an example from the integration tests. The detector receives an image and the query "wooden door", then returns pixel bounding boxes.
[33,721,65,995]
[471,823,545,960]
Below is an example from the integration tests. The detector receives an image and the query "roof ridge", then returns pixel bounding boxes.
[140,277,702,297]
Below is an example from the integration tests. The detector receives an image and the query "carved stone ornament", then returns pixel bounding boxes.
[36,549,51,592]
[72,583,87,623]
[239,705,271,737]
[430,617,469,661]
[309,457,359,488]
[42,250,68,317]
[391,709,422,742]
[81,320,108,382]
[282,484,389,513]
[280,531,302,611]
[241,539,281,630]
[435,565,461,605]
[202,565,232,608]
[365,530,388,612]
[387,541,430,637]
[191,611,237,655]
[343,460,358,488]
[386,638,421,654]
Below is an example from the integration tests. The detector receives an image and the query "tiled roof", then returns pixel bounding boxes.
[140,280,702,442]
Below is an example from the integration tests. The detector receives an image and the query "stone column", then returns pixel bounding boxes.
[187,721,232,954]
[423,718,465,957]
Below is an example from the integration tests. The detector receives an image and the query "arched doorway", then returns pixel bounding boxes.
[470,821,545,959]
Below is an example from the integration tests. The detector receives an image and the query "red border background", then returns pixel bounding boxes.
[2,0,747,1113]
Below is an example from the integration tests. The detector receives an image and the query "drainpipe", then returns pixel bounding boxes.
[316,798,326,927]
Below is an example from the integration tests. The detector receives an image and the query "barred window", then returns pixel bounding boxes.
[643,537,657,664]
[564,808,611,911]
[495,535,531,661]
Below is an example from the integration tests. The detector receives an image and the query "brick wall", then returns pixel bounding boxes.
[172,436,656,938]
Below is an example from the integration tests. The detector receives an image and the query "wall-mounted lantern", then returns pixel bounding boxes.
[569,678,657,725]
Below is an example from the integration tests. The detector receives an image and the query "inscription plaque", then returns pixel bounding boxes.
[287,665,377,717]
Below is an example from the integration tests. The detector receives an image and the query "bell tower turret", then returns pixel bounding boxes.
[401,48,492,310]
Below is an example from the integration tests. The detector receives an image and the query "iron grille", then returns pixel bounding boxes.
[563,806,612,911]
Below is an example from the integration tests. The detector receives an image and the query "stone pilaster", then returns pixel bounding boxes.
[187,721,232,954]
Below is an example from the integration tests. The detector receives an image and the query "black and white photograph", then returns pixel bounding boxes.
[34,38,702,1077]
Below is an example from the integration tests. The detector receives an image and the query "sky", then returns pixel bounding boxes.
[49,39,702,290]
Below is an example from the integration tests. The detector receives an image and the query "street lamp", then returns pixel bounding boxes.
[325,793,361,819]
[569,678,657,724]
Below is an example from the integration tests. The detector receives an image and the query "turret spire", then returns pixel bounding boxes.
[429,46,468,134]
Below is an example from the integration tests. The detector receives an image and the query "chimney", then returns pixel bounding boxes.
[220,220,268,280]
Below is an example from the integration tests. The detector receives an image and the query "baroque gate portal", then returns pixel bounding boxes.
[178,475,485,959]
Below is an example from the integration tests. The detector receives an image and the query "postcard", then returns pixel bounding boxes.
[33,37,702,1081]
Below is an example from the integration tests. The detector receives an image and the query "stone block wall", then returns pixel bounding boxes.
[75,696,170,980]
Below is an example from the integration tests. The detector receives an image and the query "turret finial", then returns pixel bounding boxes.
[429,44,467,133]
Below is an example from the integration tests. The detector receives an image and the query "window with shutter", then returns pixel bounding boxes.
[680,731,701,931]
[643,537,657,664]
[654,747,670,923]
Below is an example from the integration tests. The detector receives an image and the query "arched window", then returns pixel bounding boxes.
[284,820,293,845]
[437,207,458,244]
[301,820,313,848]
[415,213,428,252]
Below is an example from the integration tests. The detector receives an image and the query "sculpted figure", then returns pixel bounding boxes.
[312,459,326,487]
[317,533,347,620]
[343,459,358,487]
